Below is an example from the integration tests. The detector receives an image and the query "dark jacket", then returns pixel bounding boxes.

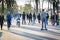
[22,13,25,20]
[37,14,40,20]
[0,15,4,24]
[29,13,32,19]
[6,13,12,21]
[33,13,36,19]
[56,14,58,20]
[46,13,49,19]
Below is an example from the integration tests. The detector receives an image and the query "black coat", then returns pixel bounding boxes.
[33,13,36,19]
[37,14,40,20]
[22,13,25,19]
[0,16,4,24]
[29,13,32,19]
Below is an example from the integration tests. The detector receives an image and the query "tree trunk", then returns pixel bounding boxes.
[2,0,4,13]
[56,0,59,25]
[39,0,40,12]
[35,0,38,14]
[42,0,44,11]
[48,0,49,11]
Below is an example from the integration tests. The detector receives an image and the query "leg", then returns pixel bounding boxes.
[33,19,35,24]
[1,23,3,30]
[31,19,32,23]
[41,21,43,30]
[45,19,47,30]
[46,18,48,25]
[29,19,30,23]
[52,20,55,25]
[22,19,23,24]
[24,20,25,24]
[7,21,9,30]
[56,20,59,25]
[18,22,20,27]
[38,20,39,23]
[45,23,47,30]
[39,20,40,23]
[7,21,10,30]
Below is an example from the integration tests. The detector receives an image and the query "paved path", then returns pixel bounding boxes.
[0,22,60,40]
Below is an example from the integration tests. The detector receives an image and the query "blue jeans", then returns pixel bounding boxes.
[53,20,58,25]
[46,18,48,24]
[33,19,36,24]
[42,18,46,29]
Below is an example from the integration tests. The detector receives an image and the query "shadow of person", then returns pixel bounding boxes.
[0,32,2,37]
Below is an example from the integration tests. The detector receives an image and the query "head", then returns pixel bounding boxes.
[42,9,44,11]
[0,13,4,16]
[1,13,4,16]
[0,13,1,16]
[8,11,10,13]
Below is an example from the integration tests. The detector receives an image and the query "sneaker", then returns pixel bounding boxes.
[8,28,9,30]
[1,29,2,30]
[41,29,43,30]
[45,29,47,30]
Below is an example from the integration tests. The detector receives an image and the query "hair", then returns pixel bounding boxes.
[23,12,25,14]
[42,9,44,11]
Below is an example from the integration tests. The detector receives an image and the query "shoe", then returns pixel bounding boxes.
[41,29,43,30]
[45,29,47,30]
[1,29,2,30]
[8,28,9,30]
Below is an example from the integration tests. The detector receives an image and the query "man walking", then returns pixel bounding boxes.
[22,12,26,24]
[33,12,36,24]
[6,11,12,30]
[29,12,32,24]
[0,13,4,30]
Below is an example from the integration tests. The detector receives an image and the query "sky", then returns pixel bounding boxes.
[15,0,28,6]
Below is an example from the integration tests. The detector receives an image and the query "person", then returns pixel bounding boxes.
[16,15,20,27]
[55,14,59,25]
[6,11,12,30]
[46,13,49,25]
[40,9,47,30]
[50,14,53,24]
[37,13,41,23]
[22,12,26,24]
[29,12,32,24]
[27,13,29,20]
[0,13,4,30]
[52,14,55,25]
[33,12,36,24]
[53,14,59,26]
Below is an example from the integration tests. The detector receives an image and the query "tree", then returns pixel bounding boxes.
[20,4,32,13]
[2,0,4,13]
[53,0,59,25]
[56,0,59,25]
[0,0,1,2]
[20,6,24,13]
[35,0,38,14]
[6,0,15,11]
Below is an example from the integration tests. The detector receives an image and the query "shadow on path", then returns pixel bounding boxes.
[0,32,2,38]
[4,24,60,37]
[20,26,60,36]
[4,30,57,40]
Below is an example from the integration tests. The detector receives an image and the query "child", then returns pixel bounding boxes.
[16,16,20,27]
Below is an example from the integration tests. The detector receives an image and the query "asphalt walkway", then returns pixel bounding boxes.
[0,23,60,40]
